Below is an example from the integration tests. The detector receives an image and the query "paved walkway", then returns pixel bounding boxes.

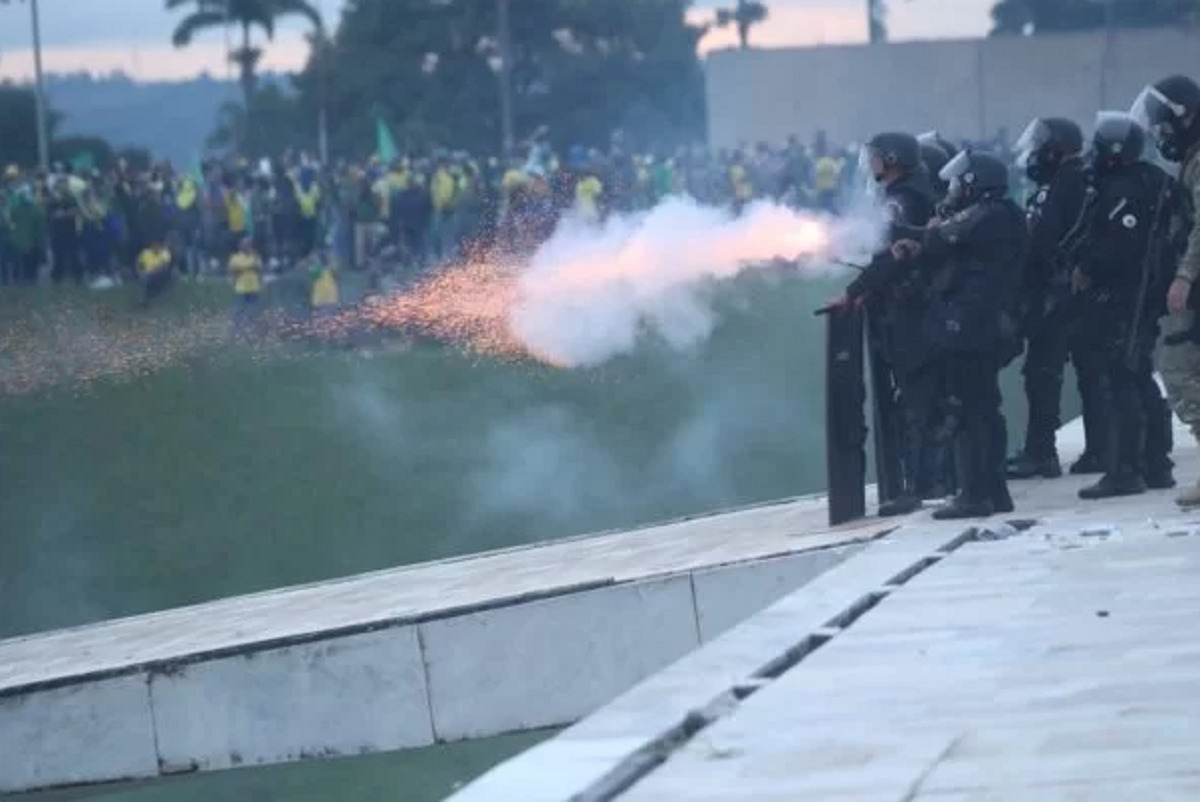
[453,415,1200,801]
[620,523,1200,800]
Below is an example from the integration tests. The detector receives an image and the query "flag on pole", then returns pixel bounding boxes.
[376,117,399,163]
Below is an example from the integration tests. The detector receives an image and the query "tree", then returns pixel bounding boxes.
[715,0,769,49]
[0,86,63,168]
[51,136,117,172]
[285,0,707,157]
[868,0,887,43]
[990,0,1198,35]
[207,83,315,156]
[166,0,324,109]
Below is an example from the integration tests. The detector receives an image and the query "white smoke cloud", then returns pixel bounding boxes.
[508,196,888,368]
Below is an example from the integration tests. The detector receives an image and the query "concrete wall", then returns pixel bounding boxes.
[705,27,1200,148]
[0,544,861,795]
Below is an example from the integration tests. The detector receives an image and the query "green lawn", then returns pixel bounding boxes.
[0,271,837,638]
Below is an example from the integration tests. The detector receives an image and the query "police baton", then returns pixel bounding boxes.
[835,259,867,273]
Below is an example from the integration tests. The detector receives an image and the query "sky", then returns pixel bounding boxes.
[0,0,995,82]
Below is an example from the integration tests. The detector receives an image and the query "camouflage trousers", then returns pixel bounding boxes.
[1158,312,1200,441]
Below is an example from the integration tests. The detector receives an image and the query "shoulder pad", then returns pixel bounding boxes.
[884,198,905,223]
[934,204,985,244]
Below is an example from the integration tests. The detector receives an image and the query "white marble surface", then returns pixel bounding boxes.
[0,493,882,697]
[448,527,970,802]
[148,625,433,774]
[618,524,1200,801]
[0,675,159,794]
[422,577,700,742]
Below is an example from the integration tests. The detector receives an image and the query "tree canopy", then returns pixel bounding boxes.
[715,1,769,49]
[991,0,1198,35]
[0,86,133,171]
[0,87,59,168]
[167,0,324,105]
[283,0,707,159]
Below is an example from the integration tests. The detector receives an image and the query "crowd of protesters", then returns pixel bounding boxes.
[0,128,1012,311]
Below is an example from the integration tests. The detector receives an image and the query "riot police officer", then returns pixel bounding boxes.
[918,131,958,201]
[1005,117,1107,479]
[1073,113,1179,499]
[891,151,1027,519]
[916,130,961,496]
[1132,75,1200,507]
[836,133,938,516]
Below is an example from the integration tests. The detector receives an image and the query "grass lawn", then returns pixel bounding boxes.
[0,270,838,638]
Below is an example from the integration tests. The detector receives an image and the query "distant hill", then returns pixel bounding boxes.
[43,73,290,166]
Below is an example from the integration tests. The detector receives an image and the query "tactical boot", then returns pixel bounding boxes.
[878,495,922,518]
[1069,452,1106,475]
[1006,452,1063,480]
[1177,480,1200,508]
[992,482,1015,514]
[1145,464,1177,490]
[933,495,994,520]
[1079,473,1147,501]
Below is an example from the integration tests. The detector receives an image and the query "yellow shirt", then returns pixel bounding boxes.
[311,267,339,308]
[226,192,247,233]
[386,170,410,192]
[229,252,263,295]
[138,247,171,276]
[176,180,198,211]
[431,168,457,211]
[729,165,753,201]
[294,181,321,219]
[575,176,603,221]
[501,169,528,193]
[815,157,841,193]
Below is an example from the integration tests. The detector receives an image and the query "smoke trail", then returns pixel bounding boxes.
[508,196,888,368]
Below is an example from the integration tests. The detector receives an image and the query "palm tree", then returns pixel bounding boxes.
[166,0,324,109]
[868,0,887,43]
[715,0,769,49]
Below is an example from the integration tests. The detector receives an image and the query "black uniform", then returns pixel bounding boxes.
[846,166,940,515]
[1076,158,1179,497]
[890,149,1028,519]
[1010,158,1107,476]
[919,195,1027,517]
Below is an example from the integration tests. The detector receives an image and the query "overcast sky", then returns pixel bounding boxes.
[0,0,994,81]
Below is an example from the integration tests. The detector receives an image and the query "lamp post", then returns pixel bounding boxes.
[29,0,50,172]
[497,0,515,156]
[316,0,329,164]
[1097,0,1117,109]
[867,0,886,44]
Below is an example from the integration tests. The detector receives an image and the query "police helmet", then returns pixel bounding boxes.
[1090,111,1146,173]
[939,150,1009,211]
[1132,75,1200,163]
[1014,117,1084,183]
[864,132,922,180]
[917,130,959,161]
[921,143,952,192]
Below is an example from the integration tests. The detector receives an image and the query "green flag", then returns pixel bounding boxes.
[376,117,399,163]
[189,153,204,182]
[70,151,95,173]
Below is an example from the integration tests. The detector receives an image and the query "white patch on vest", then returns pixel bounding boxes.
[1122,214,1138,229]
[1035,189,1048,204]
[1108,198,1128,221]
